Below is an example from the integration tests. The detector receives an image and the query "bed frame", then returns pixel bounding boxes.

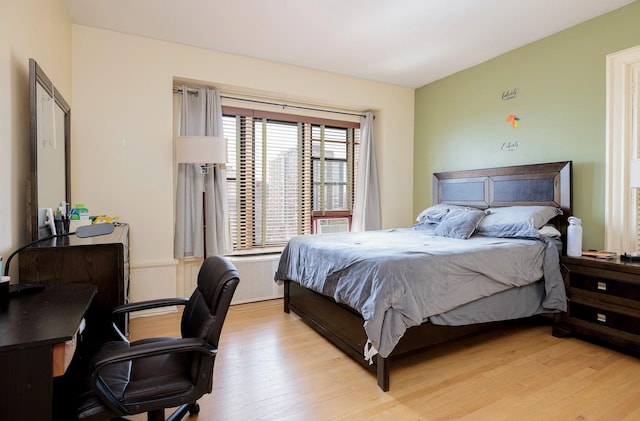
[283,161,572,391]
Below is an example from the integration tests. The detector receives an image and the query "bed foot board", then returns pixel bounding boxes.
[377,355,390,391]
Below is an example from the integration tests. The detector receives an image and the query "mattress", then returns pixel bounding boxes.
[275,227,566,360]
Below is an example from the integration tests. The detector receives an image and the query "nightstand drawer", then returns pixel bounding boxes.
[569,273,640,301]
[570,302,640,336]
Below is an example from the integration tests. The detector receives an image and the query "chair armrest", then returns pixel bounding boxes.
[92,338,216,370]
[110,298,190,341]
[112,297,190,316]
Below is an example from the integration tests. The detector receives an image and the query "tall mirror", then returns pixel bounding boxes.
[28,58,71,241]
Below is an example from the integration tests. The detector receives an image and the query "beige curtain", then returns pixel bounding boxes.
[352,111,380,231]
[174,86,231,258]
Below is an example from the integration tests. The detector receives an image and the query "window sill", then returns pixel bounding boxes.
[228,247,284,257]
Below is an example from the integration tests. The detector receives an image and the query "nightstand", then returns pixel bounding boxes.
[555,255,640,354]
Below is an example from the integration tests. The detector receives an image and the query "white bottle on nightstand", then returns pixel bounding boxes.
[567,216,583,257]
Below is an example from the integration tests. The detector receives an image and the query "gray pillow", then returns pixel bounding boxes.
[416,203,475,225]
[435,208,487,239]
[477,206,562,238]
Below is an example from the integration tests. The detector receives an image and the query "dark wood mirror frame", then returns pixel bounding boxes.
[28,58,71,241]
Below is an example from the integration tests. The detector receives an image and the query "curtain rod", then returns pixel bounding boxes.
[220,96,368,119]
[173,86,370,119]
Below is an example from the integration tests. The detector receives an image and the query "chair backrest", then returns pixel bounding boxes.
[181,256,240,348]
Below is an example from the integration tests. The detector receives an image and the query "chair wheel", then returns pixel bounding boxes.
[189,402,200,415]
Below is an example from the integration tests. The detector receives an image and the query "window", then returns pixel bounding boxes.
[605,45,640,253]
[222,106,360,252]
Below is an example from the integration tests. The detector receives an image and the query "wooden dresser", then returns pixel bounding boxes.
[19,223,130,341]
[556,255,640,353]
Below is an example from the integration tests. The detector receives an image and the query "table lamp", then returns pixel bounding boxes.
[623,159,640,261]
[2,223,115,296]
[631,159,640,189]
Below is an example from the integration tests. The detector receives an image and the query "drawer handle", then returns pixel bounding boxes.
[597,281,607,291]
[596,313,607,323]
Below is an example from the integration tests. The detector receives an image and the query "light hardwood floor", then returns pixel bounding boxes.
[128,299,640,421]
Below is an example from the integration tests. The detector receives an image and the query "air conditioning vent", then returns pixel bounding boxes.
[316,217,350,234]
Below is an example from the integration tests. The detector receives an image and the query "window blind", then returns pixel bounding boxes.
[222,107,360,252]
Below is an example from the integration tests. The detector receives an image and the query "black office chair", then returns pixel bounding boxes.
[78,256,240,421]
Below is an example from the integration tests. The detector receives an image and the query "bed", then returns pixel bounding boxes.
[275,161,572,391]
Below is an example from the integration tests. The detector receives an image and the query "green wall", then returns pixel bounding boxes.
[414,1,640,250]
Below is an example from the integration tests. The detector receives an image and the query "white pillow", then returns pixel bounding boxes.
[537,224,562,238]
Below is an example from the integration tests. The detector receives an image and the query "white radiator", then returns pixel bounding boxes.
[183,255,283,304]
[227,255,283,304]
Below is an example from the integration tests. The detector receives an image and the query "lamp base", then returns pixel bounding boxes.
[9,282,44,297]
[621,253,640,262]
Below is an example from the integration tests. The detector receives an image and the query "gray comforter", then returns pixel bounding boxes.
[274,227,566,360]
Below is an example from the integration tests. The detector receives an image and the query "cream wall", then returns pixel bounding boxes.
[0,0,71,277]
[71,25,415,301]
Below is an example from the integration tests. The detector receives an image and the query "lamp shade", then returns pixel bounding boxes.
[176,136,227,164]
[631,159,640,188]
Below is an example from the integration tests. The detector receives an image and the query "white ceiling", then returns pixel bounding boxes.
[63,0,635,88]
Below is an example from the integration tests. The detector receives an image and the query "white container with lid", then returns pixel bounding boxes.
[567,216,583,257]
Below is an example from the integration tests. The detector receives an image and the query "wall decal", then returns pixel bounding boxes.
[507,114,520,128]
[501,141,520,151]
[501,88,519,100]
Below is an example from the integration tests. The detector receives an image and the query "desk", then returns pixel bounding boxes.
[0,283,96,421]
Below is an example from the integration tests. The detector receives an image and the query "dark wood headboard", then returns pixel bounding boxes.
[432,161,572,240]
